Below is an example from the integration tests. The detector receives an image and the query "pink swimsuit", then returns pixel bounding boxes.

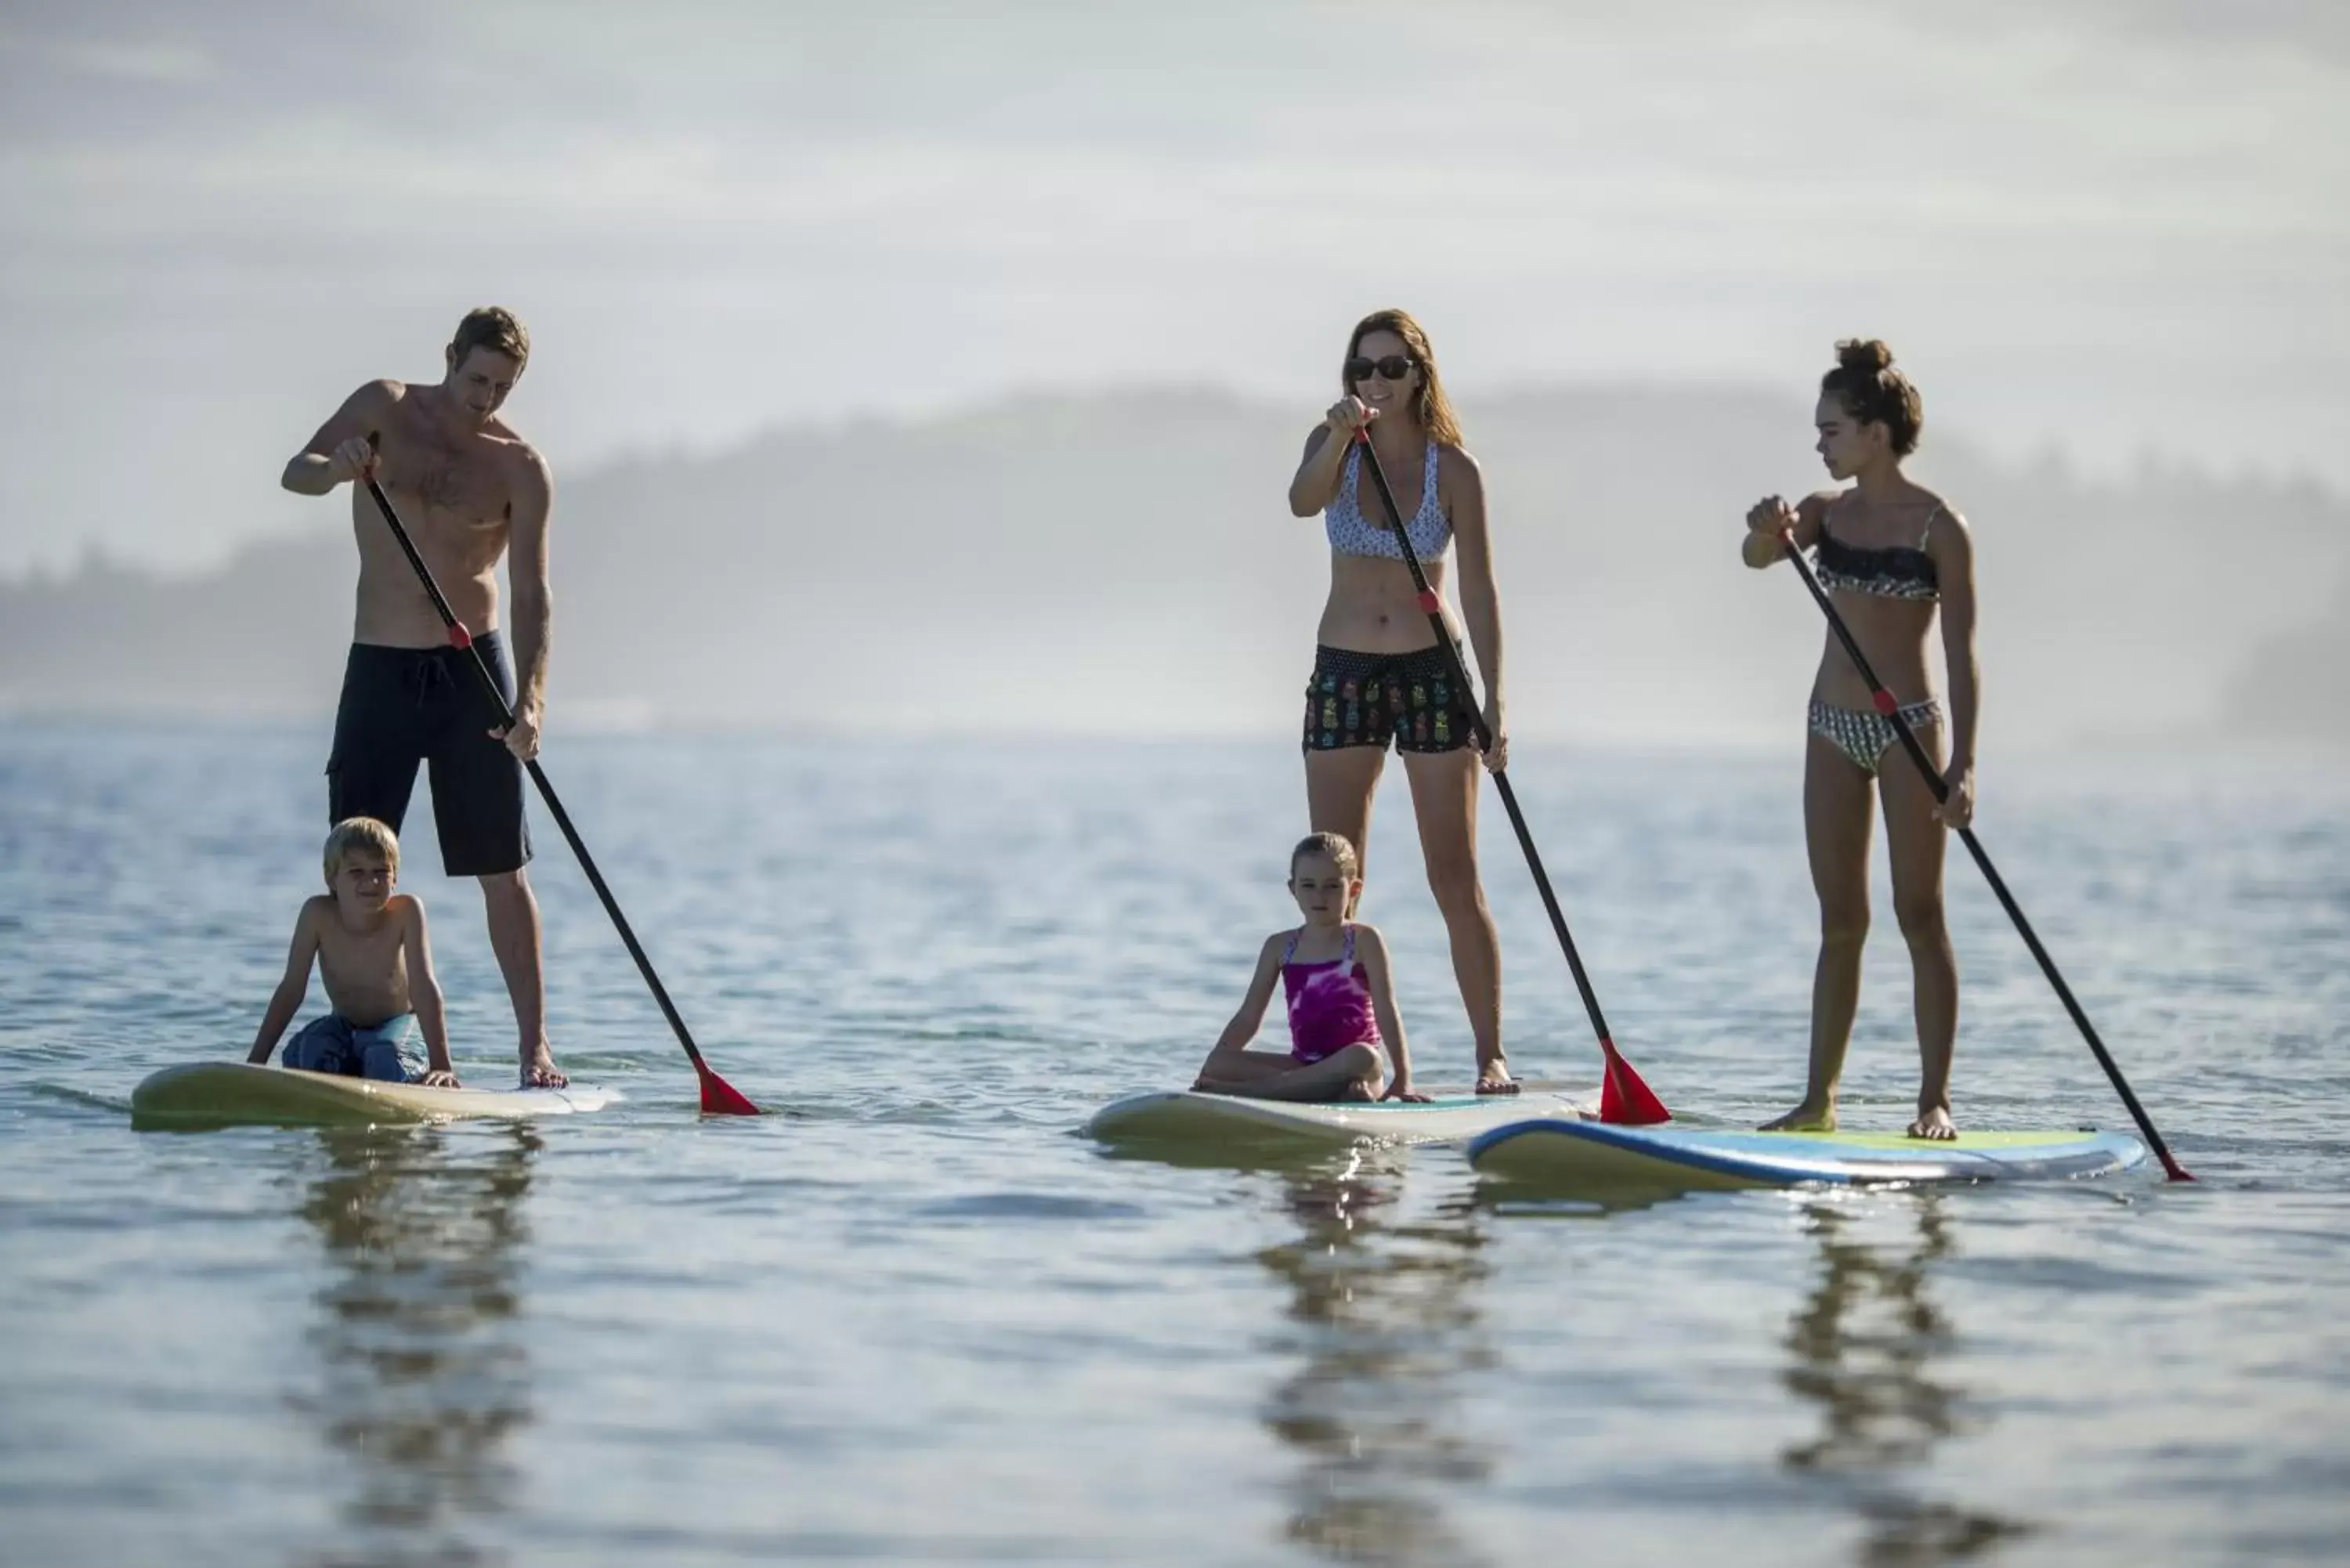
[1281,925,1383,1064]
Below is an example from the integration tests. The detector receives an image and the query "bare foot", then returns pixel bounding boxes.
[522,1044,568,1089]
[1474,1063,1520,1097]
[1908,1105,1957,1141]
[1336,1078,1376,1103]
[1761,1102,1835,1133]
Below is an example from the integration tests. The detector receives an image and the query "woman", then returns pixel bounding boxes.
[1287,309,1515,1095]
[1742,339,1979,1140]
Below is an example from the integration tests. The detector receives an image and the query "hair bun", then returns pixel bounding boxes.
[1835,338,1894,376]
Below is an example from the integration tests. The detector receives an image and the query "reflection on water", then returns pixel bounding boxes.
[1783,1198,2033,1567]
[1255,1152,1495,1566]
[287,1125,539,1568]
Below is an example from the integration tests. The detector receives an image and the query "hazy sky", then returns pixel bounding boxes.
[3,0,2345,571]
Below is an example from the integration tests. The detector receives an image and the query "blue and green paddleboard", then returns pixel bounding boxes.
[1468,1120,2147,1190]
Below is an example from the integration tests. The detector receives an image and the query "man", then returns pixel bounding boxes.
[282,306,564,1088]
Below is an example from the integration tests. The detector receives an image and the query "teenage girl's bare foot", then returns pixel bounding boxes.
[522,1042,568,1089]
[1908,1104,1957,1141]
[1761,1102,1835,1133]
[1474,1060,1520,1097]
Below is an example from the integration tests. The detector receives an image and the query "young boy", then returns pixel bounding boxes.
[247,817,459,1086]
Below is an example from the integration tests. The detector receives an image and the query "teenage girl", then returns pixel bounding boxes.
[1742,339,1980,1140]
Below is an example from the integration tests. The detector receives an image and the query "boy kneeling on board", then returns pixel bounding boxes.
[245,818,459,1086]
[1193,833,1428,1103]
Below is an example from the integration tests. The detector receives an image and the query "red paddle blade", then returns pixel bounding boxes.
[696,1062,761,1116]
[1598,1043,1671,1125]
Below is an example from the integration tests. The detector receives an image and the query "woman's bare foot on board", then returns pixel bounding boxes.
[1908,1104,1958,1141]
[1760,1102,1835,1133]
[522,1043,568,1089]
[1474,1060,1520,1096]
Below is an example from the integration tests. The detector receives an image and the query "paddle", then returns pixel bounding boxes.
[357,451,758,1115]
[1350,429,1669,1125]
[1774,524,2190,1180]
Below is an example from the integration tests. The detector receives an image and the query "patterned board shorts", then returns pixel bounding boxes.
[1301,645,1475,755]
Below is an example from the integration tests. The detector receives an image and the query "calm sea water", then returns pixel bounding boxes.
[2,722,2345,1567]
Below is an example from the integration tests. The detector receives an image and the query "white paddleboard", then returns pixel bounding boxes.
[130,1063,618,1129]
[1087,1086,1595,1151]
[1469,1121,2149,1191]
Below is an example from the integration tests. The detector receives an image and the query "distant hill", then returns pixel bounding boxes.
[2222,568,2349,740]
[3,385,2345,749]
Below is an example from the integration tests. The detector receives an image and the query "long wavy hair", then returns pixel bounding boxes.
[1343,308,1463,446]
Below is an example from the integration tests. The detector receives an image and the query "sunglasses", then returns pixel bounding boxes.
[1344,354,1416,384]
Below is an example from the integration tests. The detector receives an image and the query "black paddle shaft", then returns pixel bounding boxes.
[1776,526,2192,1180]
[1347,431,1622,1052]
[357,467,716,1078]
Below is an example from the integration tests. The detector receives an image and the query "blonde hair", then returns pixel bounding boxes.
[324,817,400,885]
[1343,308,1464,446]
[1289,831,1361,881]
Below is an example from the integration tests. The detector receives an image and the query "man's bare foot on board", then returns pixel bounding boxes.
[1474,1059,1520,1096]
[1908,1104,1957,1141]
[1761,1101,1835,1133]
[522,1042,567,1089]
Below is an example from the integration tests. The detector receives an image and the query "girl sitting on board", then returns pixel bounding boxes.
[1193,833,1427,1103]
[1741,339,1979,1141]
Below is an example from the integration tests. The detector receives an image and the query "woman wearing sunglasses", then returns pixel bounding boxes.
[1285,309,1516,1096]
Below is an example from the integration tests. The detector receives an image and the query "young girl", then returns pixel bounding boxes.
[1741,339,1980,1140]
[1193,833,1426,1103]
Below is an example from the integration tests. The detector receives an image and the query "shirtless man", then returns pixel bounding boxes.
[281,306,565,1088]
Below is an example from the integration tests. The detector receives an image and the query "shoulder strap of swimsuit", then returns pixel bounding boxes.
[1420,440,1440,512]
[1817,490,1846,546]
[1281,927,1302,965]
[1341,924,1358,966]
[1915,502,1943,548]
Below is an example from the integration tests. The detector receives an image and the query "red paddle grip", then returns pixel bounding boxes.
[1416,589,1442,615]
[449,622,473,652]
[1871,688,1896,716]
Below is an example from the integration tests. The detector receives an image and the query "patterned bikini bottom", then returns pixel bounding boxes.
[1807,696,1943,775]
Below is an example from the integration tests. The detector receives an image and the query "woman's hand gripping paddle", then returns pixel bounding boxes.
[1351,431,1669,1125]
[1776,526,2189,1179]
[359,449,758,1115]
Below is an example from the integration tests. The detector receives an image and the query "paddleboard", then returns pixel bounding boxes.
[1468,1120,2148,1190]
[130,1063,619,1129]
[1087,1086,1595,1151]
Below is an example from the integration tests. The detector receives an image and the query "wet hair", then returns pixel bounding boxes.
[1820,338,1922,457]
[450,306,530,374]
[324,816,400,885]
[1343,309,1464,446]
[1289,831,1361,881]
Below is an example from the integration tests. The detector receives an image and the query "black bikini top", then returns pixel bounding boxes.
[1813,499,1942,602]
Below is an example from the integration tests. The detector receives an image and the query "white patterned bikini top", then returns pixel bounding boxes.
[1325,439,1452,562]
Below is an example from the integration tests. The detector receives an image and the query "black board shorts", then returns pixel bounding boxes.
[1301,644,1475,754]
[327,634,531,877]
